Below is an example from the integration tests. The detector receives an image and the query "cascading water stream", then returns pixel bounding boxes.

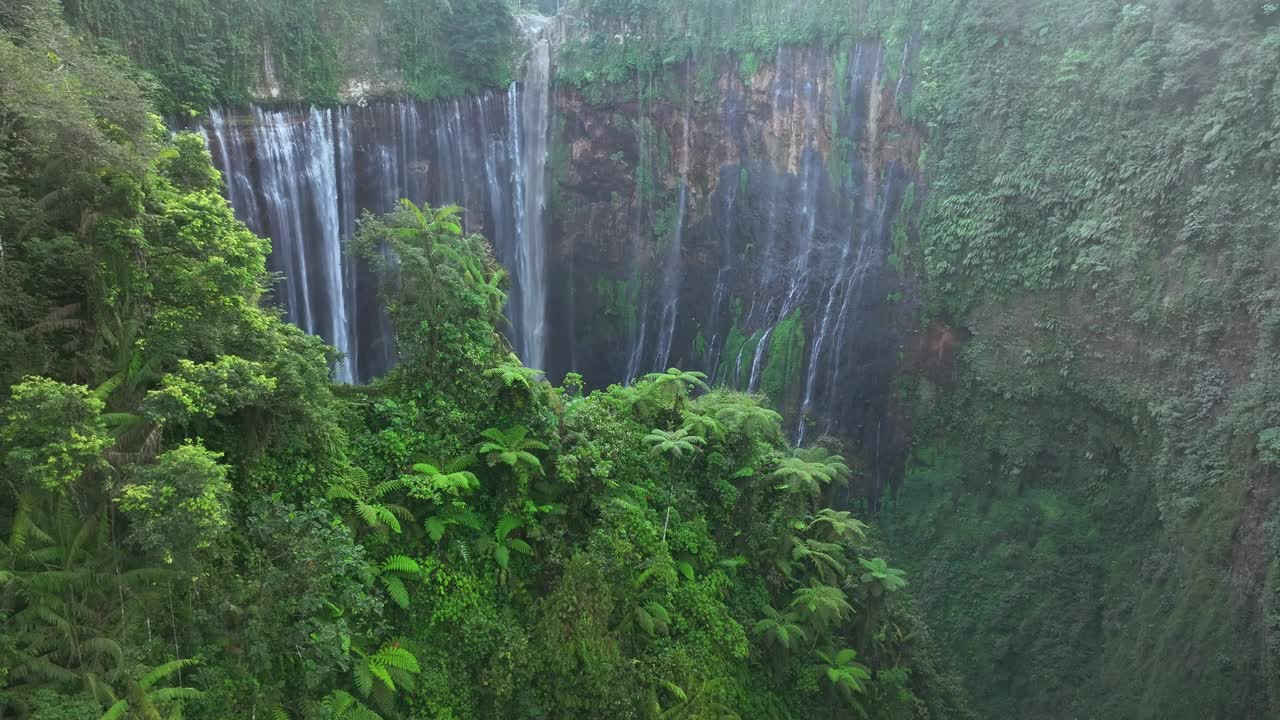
[515,38,552,372]
[202,22,556,381]
[202,36,915,458]
[653,59,695,371]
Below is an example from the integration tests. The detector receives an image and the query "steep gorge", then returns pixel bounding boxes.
[86,0,1280,717]
[200,34,923,482]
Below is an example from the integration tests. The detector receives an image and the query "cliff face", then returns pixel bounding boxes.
[548,44,923,472]
[201,40,926,482]
[194,2,1280,715]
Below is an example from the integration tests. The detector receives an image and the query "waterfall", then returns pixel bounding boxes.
[207,107,357,381]
[199,36,915,450]
[514,39,552,372]
[202,76,554,381]
[653,60,694,371]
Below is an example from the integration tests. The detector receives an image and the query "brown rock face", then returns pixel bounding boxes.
[547,43,924,481]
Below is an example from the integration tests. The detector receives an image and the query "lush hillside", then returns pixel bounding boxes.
[59,0,520,114]
[882,1,1280,718]
[15,0,1280,717]
[0,3,969,718]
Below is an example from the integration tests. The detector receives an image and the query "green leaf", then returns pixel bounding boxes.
[382,574,410,609]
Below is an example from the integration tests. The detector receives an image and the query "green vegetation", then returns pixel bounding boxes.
[59,0,519,114]
[0,4,970,718]
[879,1,1280,718]
[760,311,806,410]
[557,0,913,93]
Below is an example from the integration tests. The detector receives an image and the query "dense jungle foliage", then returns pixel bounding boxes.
[58,0,521,114]
[880,2,1280,718]
[0,2,971,718]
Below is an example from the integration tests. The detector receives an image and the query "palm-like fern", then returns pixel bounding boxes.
[643,428,706,543]
[752,605,808,653]
[693,392,783,443]
[326,481,413,535]
[476,426,549,485]
[2,498,149,708]
[377,555,422,610]
[483,353,543,395]
[95,657,202,720]
[402,459,479,503]
[804,509,868,544]
[320,689,383,720]
[856,557,908,596]
[351,642,420,698]
[788,581,855,631]
[769,456,841,505]
[486,514,532,584]
[643,428,706,462]
[791,538,848,585]
[812,647,871,710]
[645,675,740,720]
[680,412,723,442]
[422,507,482,564]
[641,368,710,408]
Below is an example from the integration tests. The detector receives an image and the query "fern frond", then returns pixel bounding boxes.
[139,658,198,689]
[381,575,409,609]
[147,687,203,703]
[353,662,374,697]
[367,662,394,692]
[381,555,420,575]
[100,699,130,720]
[374,646,420,673]
[494,514,522,542]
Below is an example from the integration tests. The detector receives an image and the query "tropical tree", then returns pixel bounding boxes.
[789,581,855,632]
[642,368,710,409]
[804,509,868,544]
[752,605,808,653]
[694,392,783,445]
[680,412,723,442]
[643,427,706,543]
[769,455,841,508]
[476,425,549,492]
[376,555,423,610]
[791,537,848,585]
[326,479,412,535]
[401,458,479,504]
[423,507,483,563]
[94,658,202,720]
[812,647,871,717]
[482,513,533,584]
[483,353,543,400]
[645,675,740,720]
[856,557,908,596]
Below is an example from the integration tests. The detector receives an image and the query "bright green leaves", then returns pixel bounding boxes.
[1,377,112,494]
[476,425,549,485]
[857,557,908,596]
[789,581,855,631]
[769,455,842,504]
[327,481,412,536]
[484,353,544,395]
[752,605,808,653]
[643,427,706,461]
[118,441,232,562]
[642,368,710,409]
[402,460,479,504]
[377,555,422,610]
[142,356,277,426]
[489,513,532,580]
[812,647,871,704]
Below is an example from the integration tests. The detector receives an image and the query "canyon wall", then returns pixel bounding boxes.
[200,40,924,483]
